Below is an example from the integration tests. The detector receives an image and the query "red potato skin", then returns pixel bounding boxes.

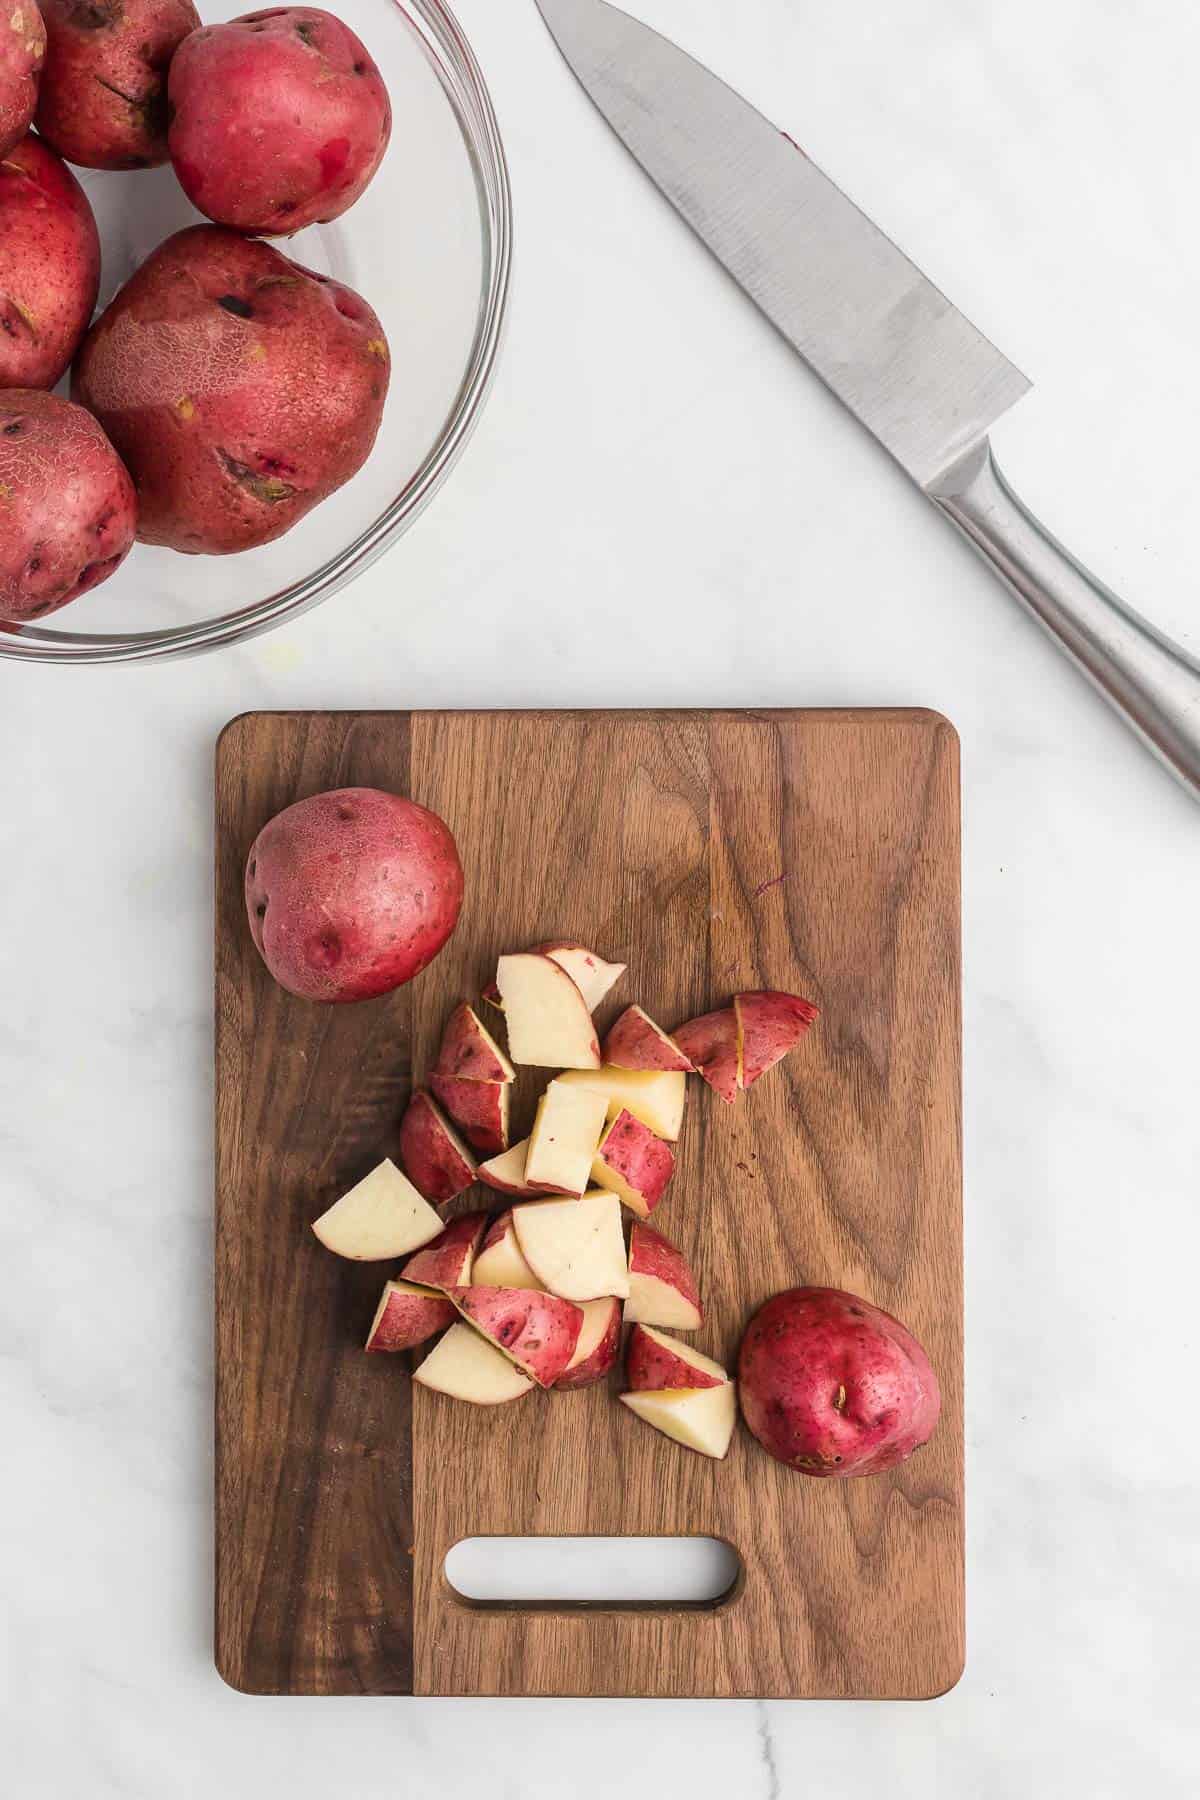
[738,1287,941,1477]
[629,1223,703,1319]
[0,134,100,389]
[479,1210,513,1254]
[0,390,136,622]
[244,786,463,1003]
[72,225,389,554]
[735,989,819,1088]
[445,1285,583,1388]
[429,1072,508,1158]
[595,1109,674,1217]
[554,1298,621,1391]
[365,1284,454,1352]
[672,1006,740,1102]
[400,1209,487,1290]
[398,1090,476,1206]
[625,1324,722,1393]
[36,0,200,170]
[0,5,45,157]
[433,1001,512,1083]
[167,8,391,233]
[602,1006,694,1074]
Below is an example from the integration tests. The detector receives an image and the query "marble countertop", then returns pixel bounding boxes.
[3,0,1198,1792]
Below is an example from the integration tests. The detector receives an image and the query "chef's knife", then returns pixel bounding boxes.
[536,0,1200,800]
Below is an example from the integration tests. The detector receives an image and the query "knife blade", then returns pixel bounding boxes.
[536,0,1200,800]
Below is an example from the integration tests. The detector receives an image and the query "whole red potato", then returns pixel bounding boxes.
[245,787,464,1003]
[0,390,136,623]
[738,1287,941,1477]
[73,225,389,553]
[0,133,100,389]
[36,0,201,170]
[0,3,45,156]
[167,8,391,233]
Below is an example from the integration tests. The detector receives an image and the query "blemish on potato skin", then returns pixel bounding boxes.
[175,396,195,421]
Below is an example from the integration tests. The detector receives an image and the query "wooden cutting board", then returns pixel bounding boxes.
[215,709,962,1698]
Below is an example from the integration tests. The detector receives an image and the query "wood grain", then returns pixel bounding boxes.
[215,709,962,1698]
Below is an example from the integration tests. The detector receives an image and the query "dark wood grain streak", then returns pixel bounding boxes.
[215,709,962,1698]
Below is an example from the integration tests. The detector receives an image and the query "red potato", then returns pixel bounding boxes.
[167,7,391,233]
[472,1208,544,1290]
[364,1278,454,1353]
[398,1090,477,1206]
[400,1208,487,1291]
[738,1287,941,1478]
[0,5,44,157]
[625,1324,725,1393]
[244,787,462,1003]
[624,1222,703,1330]
[0,134,100,389]
[602,1006,694,1075]
[554,1296,621,1391]
[734,989,819,1088]
[531,941,625,1011]
[590,1109,674,1220]
[0,391,136,623]
[73,226,390,554]
[36,0,199,170]
[672,1006,740,1103]
[476,1138,542,1200]
[444,1285,583,1388]
[429,1073,509,1159]
[433,1002,514,1083]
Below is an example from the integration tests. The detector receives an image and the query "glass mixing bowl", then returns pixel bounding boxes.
[0,0,511,665]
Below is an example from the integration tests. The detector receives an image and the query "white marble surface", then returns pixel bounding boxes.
[3,0,1199,1791]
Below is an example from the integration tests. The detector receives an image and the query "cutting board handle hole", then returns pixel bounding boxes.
[444,1537,741,1610]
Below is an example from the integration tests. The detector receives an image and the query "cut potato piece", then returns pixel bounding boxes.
[532,941,626,1011]
[433,1001,515,1083]
[398,1090,478,1204]
[312,1159,444,1261]
[513,1191,630,1302]
[555,1296,622,1390]
[602,1005,694,1074]
[590,1109,675,1219]
[365,1280,455,1352]
[625,1323,726,1391]
[477,1137,542,1198]
[671,1007,740,1102]
[445,1285,583,1387]
[414,1322,534,1404]
[495,952,601,1069]
[401,1209,487,1291]
[524,1080,609,1197]
[473,1209,545,1291]
[429,1072,510,1158]
[624,1222,703,1329]
[555,1067,686,1141]
[619,1382,737,1459]
[734,989,819,1088]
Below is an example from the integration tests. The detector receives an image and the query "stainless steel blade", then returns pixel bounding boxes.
[536,0,1030,488]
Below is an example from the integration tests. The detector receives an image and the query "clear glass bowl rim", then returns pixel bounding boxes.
[0,0,512,668]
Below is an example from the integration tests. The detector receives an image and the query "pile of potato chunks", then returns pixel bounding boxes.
[311,941,819,1462]
[1,5,393,623]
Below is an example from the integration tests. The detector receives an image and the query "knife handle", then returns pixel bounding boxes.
[929,440,1200,800]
